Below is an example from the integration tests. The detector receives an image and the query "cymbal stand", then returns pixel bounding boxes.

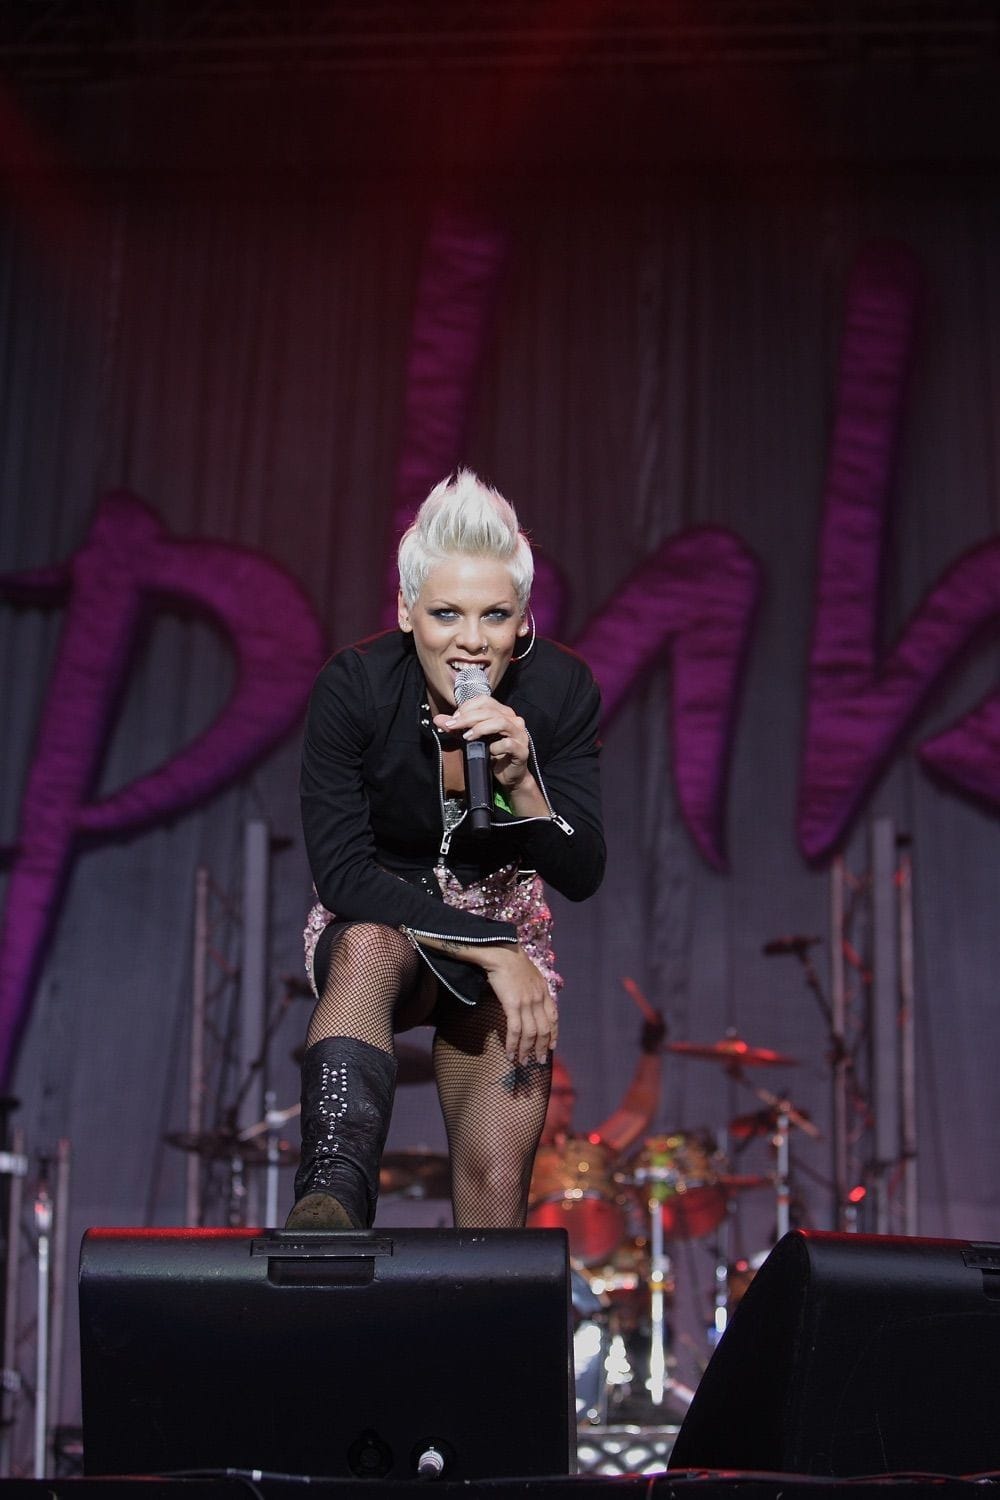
[733,1083,793,1240]
[646,1189,669,1406]
[223,1150,248,1228]
[708,1142,735,1347]
[636,1184,694,1412]
[708,1233,730,1346]
[205,985,297,1229]
[260,1094,283,1229]
[32,1166,51,1479]
[728,1065,818,1243]
[772,1102,792,1240]
[239,1096,300,1227]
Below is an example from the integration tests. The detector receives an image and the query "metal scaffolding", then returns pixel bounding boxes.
[183,819,295,1230]
[829,816,918,1236]
[0,1137,72,1480]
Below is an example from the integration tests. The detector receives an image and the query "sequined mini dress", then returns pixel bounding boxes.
[303,794,563,1007]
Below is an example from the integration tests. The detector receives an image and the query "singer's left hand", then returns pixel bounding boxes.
[433,697,534,794]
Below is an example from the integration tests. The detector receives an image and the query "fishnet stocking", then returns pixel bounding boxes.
[306,922,427,1052]
[433,993,553,1229]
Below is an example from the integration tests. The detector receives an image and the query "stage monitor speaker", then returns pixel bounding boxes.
[79,1227,573,1480]
[669,1229,1000,1477]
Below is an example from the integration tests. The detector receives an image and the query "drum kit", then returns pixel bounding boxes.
[165,1015,817,1428]
[525,1032,819,1426]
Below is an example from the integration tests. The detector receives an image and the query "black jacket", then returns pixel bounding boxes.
[300,629,605,969]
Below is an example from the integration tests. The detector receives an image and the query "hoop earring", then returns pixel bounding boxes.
[510,608,536,663]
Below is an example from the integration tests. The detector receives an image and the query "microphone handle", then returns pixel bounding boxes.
[464,738,492,834]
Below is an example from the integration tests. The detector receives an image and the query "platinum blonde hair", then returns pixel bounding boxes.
[397,468,534,610]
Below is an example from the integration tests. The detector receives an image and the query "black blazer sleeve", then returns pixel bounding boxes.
[499,648,605,901]
[300,649,517,946]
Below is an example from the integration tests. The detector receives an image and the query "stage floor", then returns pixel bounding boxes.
[0,1472,985,1500]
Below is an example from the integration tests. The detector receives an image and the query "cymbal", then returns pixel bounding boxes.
[665,1037,798,1067]
[290,1041,435,1085]
[729,1103,816,1140]
[729,1107,775,1140]
[164,1128,299,1166]
[379,1150,450,1199]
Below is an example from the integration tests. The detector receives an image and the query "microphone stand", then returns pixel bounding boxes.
[765,938,851,1231]
[799,943,852,1232]
[238,1098,301,1227]
[725,1063,819,1245]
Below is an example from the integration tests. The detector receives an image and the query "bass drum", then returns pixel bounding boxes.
[627,1130,727,1240]
[582,1234,656,1334]
[527,1137,626,1266]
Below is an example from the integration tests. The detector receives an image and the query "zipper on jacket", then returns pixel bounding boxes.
[480,734,575,837]
[400,925,514,1007]
[425,702,574,852]
[523,732,575,835]
[427,707,467,860]
[402,925,513,947]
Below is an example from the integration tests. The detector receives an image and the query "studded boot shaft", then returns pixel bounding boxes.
[287,1035,397,1230]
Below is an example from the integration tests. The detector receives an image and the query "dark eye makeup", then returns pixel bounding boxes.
[428,606,513,622]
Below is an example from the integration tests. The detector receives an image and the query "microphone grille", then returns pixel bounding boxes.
[454,666,491,704]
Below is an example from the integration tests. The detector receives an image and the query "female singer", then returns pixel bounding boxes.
[290,469,605,1230]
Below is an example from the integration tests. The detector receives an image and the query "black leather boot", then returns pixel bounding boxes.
[285,1036,397,1230]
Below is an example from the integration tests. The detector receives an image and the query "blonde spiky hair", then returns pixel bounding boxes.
[397,469,534,610]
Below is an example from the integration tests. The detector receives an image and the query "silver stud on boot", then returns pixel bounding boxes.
[286,1036,396,1230]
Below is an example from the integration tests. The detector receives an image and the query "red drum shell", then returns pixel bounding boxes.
[528,1137,626,1266]
[629,1130,727,1240]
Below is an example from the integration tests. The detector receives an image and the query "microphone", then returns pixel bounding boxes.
[453,665,492,834]
[762,935,822,957]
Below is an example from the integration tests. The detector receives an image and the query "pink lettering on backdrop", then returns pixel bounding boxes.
[798,241,1000,862]
[0,492,325,1083]
[918,643,1000,799]
[573,530,761,870]
[381,206,514,624]
[383,205,754,867]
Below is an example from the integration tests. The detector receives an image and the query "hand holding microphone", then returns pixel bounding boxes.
[436,666,536,832]
[453,667,493,833]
